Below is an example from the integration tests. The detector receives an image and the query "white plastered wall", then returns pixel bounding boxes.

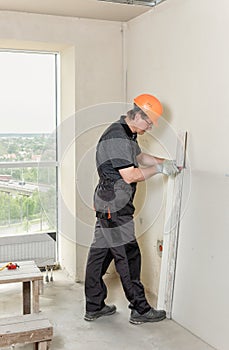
[126,0,229,349]
[1,5,229,347]
[0,11,124,281]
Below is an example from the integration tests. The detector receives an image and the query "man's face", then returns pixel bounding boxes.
[134,112,153,135]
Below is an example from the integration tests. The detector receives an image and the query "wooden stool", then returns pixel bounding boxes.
[0,313,53,349]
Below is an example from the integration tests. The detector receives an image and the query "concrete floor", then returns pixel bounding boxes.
[0,269,216,350]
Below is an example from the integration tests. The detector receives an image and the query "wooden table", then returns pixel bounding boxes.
[0,260,43,315]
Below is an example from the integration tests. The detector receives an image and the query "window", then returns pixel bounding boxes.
[0,51,58,238]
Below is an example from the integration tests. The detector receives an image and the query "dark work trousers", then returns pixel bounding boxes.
[85,217,151,314]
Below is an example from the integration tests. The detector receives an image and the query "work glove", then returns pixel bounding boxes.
[157,159,180,176]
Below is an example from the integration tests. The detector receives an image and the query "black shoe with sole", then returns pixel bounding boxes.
[129,307,166,325]
[84,304,117,321]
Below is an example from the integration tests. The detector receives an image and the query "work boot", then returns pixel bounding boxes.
[84,304,117,321]
[129,307,166,325]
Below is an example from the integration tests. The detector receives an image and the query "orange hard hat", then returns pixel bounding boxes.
[134,94,163,126]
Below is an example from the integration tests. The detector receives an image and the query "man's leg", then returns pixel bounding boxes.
[85,246,113,312]
[124,239,151,313]
[103,216,166,324]
[84,246,117,321]
[100,215,150,314]
[84,219,116,321]
[110,242,151,314]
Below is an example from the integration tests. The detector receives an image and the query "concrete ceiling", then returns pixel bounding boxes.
[0,0,151,22]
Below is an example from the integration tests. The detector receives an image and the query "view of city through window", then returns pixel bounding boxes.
[0,51,58,236]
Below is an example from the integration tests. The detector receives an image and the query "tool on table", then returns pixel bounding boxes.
[0,262,20,271]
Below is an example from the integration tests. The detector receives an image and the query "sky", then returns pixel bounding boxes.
[0,51,56,134]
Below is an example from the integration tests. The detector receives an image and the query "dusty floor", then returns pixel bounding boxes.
[0,269,215,350]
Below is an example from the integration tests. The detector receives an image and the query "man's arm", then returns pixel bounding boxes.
[119,152,180,184]
[119,165,159,184]
[136,152,164,167]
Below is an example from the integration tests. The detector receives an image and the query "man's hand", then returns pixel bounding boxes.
[157,159,180,176]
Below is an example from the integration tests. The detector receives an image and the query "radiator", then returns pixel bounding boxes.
[0,233,56,268]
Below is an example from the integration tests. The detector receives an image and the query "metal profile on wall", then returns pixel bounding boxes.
[157,131,188,318]
[97,0,167,7]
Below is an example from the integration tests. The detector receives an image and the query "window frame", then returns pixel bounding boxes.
[0,50,60,261]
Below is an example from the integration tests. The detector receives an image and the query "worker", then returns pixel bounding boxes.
[84,94,180,324]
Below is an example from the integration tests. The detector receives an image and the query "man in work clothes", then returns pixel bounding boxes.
[84,94,179,324]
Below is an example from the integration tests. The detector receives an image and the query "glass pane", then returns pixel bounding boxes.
[0,133,56,162]
[0,51,56,134]
[0,51,57,238]
[0,167,56,236]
